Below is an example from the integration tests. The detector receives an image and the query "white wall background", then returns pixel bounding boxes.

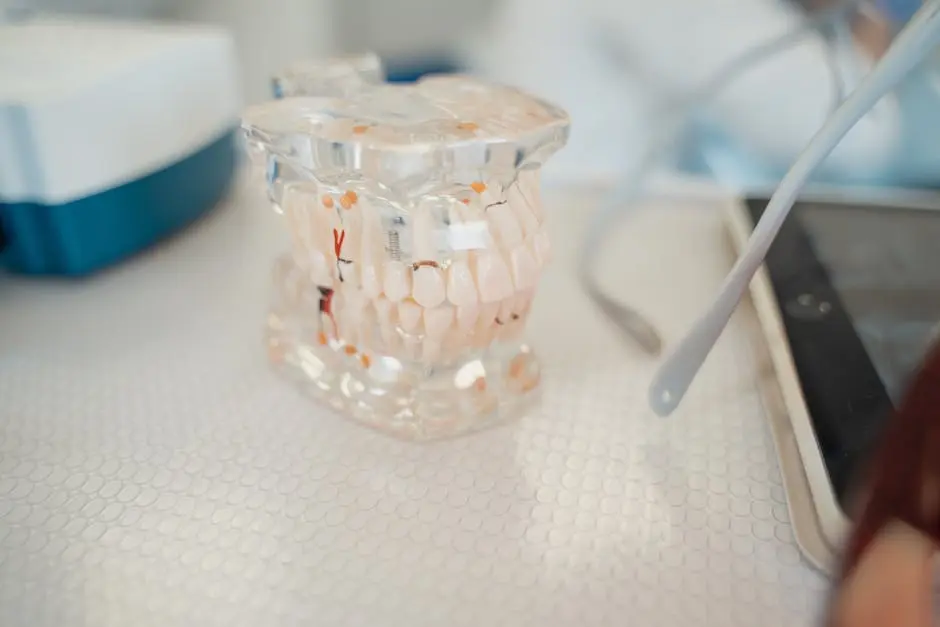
[332,0,496,62]
[8,0,495,102]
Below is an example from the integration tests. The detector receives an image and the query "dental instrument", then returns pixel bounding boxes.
[650,0,940,416]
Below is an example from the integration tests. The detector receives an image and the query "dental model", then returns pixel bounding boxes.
[244,75,569,439]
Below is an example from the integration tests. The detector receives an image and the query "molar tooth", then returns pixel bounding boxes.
[412,266,446,308]
[475,253,514,303]
[510,244,539,291]
[383,261,411,301]
[446,260,478,306]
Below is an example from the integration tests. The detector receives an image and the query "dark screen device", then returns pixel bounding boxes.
[746,196,940,512]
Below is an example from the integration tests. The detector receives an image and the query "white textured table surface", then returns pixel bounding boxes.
[0,180,827,626]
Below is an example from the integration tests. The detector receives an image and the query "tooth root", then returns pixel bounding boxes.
[361,264,383,298]
[359,210,384,298]
[412,206,437,261]
[398,299,423,334]
[510,245,539,291]
[374,296,395,345]
[488,203,524,248]
[475,253,515,303]
[309,250,332,287]
[359,302,376,349]
[518,169,542,220]
[384,261,411,302]
[339,293,366,346]
[412,266,446,308]
[446,260,478,307]
[456,304,480,334]
[532,231,552,266]
[309,198,335,256]
[508,184,540,236]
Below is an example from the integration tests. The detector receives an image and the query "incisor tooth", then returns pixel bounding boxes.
[412,266,446,308]
[446,260,478,306]
[398,299,423,333]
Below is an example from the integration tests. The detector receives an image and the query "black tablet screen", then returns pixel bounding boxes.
[746,198,940,510]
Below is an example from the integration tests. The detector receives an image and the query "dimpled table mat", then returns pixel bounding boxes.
[0,177,827,626]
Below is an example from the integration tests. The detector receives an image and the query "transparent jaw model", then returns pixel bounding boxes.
[243,74,570,440]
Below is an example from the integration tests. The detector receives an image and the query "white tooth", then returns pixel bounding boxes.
[361,264,383,298]
[456,304,480,334]
[510,245,539,291]
[398,300,423,334]
[475,253,515,303]
[507,182,540,236]
[412,266,446,308]
[446,260,478,306]
[423,306,454,341]
[383,261,411,301]
[487,203,524,249]
[532,231,552,266]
